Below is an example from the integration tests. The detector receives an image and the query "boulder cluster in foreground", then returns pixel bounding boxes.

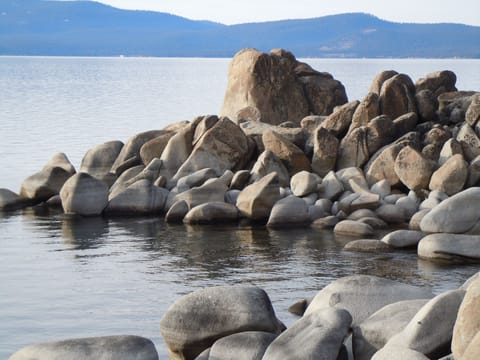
[8,274,480,360]
[2,48,480,358]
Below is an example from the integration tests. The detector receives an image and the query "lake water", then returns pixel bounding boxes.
[1,57,480,359]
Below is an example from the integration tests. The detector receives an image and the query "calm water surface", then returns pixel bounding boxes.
[1,57,480,358]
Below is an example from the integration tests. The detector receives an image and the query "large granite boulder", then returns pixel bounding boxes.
[176,168,217,192]
[249,150,290,188]
[415,89,438,122]
[352,299,429,360]
[456,123,480,162]
[60,173,109,216]
[20,166,72,203]
[220,49,346,126]
[429,154,468,195]
[160,285,284,360]
[238,121,308,149]
[262,308,352,360]
[372,345,430,360]
[262,129,311,175]
[172,118,250,182]
[369,70,398,95]
[453,275,480,360]
[80,140,123,185]
[110,130,164,175]
[337,127,369,169]
[349,92,380,132]
[105,179,169,215]
[394,146,435,191]
[267,195,310,227]
[236,172,281,220]
[304,275,433,326]
[312,127,339,177]
[418,234,480,262]
[43,152,76,175]
[8,335,158,360]
[379,74,416,120]
[466,93,480,127]
[386,289,466,359]
[415,70,457,97]
[420,187,480,233]
[208,331,276,360]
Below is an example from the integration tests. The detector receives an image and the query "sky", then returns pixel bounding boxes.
[94,0,480,26]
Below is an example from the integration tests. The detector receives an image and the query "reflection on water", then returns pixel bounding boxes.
[0,210,479,358]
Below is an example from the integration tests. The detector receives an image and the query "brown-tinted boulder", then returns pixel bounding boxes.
[139,131,175,165]
[394,146,436,191]
[415,70,457,97]
[429,154,468,195]
[415,89,438,122]
[466,93,480,127]
[456,122,480,161]
[369,70,398,95]
[300,115,326,133]
[249,150,290,188]
[20,166,72,203]
[393,112,418,137]
[438,91,476,124]
[236,172,281,221]
[220,48,346,126]
[239,121,308,149]
[312,127,339,176]
[438,138,463,166]
[452,276,480,360]
[172,118,250,182]
[262,129,311,175]
[349,92,380,132]
[379,74,416,120]
[319,100,359,137]
[159,124,195,182]
[366,115,396,155]
[337,127,369,170]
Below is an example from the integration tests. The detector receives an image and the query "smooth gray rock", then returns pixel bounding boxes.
[420,187,480,233]
[418,233,480,262]
[290,171,321,197]
[165,200,189,223]
[387,289,466,359]
[262,308,352,360]
[108,165,145,200]
[381,230,424,248]
[60,173,109,216]
[375,204,405,224]
[0,188,31,211]
[347,208,377,220]
[20,166,72,203]
[352,299,429,360]
[106,179,169,215]
[370,179,391,198]
[80,140,123,184]
[208,331,276,360]
[334,220,374,237]
[304,275,433,326]
[249,150,290,188]
[160,285,284,360]
[358,216,388,229]
[183,202,239,224]
[267,195,310,227]
[159,123,194,182]
[8,335,158,360]
[318,171,344,200]
[236,172,280,220]
[43,152,76,175]
[225,189,241,205]
[311,215,339,229]
[396,193,420,219]
[239,120,308,149]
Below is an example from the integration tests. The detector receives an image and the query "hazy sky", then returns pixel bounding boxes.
[95,0,480,26]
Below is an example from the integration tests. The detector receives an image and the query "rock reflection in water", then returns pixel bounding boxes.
[61,216,109,249]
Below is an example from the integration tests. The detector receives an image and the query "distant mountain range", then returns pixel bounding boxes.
[2,0,480,58]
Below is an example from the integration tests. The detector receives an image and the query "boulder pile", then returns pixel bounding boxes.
[1,48,480,266]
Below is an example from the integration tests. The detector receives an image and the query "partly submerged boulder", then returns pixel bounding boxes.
[60,173,109,216]
[160,285,285,360]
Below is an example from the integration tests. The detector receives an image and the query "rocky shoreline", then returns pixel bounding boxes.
[3,48,480,359]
